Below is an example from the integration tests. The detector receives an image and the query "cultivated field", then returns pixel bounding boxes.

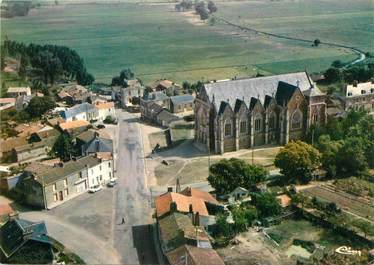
[2,0,372,84]
[302,185,374,223]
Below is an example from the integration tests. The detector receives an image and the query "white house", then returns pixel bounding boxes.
[7,87,31,98]
[61,102,98,122]
[95,101,116,121]
[86,152,114,188]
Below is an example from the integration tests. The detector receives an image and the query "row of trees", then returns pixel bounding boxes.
[323,64,374,84]
[310,110,374,178]
[2,39,94,85]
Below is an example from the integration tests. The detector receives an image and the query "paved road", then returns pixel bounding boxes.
[113,110,157,265]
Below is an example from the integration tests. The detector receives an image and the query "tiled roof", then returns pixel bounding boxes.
[14,136,57,153]
[0,137,29,153]
[159,213,210,251]
[0,98,16,104]
[7,87,31,94]
[166,245,225,265]
[95,101,115,109]
[203,72,321,110]
[180,187,218,204]
[277,194,291,208]
[155,192,209,217]
[59,120,90,131]
[25,155,102,185]
[96,152,112,161]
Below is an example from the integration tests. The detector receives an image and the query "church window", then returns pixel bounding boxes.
[240,121,247,134]
[254,115,262,132]
[291,109,302,129]
[269,113,276,130]
[225,122,232,136]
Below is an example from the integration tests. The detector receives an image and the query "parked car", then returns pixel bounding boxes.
[88,185,102,193]
[97,124,105,129]
[107,178,117,187]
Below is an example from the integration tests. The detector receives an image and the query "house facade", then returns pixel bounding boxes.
[195,72,327,154]
[120,79,145,106]
[61,102,98,122]
[170,95,194,113]
[15,154,114,209]
[7,87,31,98]
[343,81,374,112]
[94,101,116,121]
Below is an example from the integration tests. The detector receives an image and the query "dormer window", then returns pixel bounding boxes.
[347,92,352,96]
[361,90,366,95]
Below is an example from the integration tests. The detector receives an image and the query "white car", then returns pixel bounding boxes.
[88,185,102,193]
[107,179,117,187]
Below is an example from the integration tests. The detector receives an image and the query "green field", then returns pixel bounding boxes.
[1,0,372,84]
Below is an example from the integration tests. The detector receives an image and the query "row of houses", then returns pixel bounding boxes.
[61,101,115,122]
[155,187,225,265]
[140,91,194,127]
[14,152,114,209]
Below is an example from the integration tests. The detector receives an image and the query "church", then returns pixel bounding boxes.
[194,72,326,154]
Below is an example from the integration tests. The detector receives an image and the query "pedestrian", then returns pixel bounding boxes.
[121,217,125,224]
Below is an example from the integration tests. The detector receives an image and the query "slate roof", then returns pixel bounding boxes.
[159,212,210,251]
[148,102,164,115]
[170,95,194,105]
[275,81,298,106]
[25,155,102,185]
[203,72,322,111]
[76,129,111,143]
[166,245,225,265]
[143,91,169,102]
[0,219,50,258]
[157,110,180,124]
[82,136,113,155]
[61,102,96,120]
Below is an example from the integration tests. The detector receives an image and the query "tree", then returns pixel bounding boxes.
[314,39,321,46]
[274,141,321,184]
[120,68,134,81]
[231,205,258,232]
[336,137,368,177]
[331,60,343,68]
[25,96,55,118]
[1,52,5,70]
[208,158,268,195]
[252,192,281,218]
[195,1,209,20]
[207,1,217,13]
[324,68,342,83]
[51,133,76,161]
[199,8,209,20]
[316,135,343,178]
[215,212,232,237]
[31,51,63,84]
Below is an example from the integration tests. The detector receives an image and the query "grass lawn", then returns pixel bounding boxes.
[2,0,372,84]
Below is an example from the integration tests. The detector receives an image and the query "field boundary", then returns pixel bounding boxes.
[215,16,366,68]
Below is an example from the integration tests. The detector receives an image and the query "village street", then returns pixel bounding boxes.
[10,110,159,265]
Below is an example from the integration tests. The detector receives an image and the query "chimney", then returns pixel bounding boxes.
[167,187,173,192]
[353,80,358,87]
[194,212,200,226]
[176,178,181,193]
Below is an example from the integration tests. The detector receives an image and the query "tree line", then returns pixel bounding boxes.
[175,0,217,20]
[2,39,94,86]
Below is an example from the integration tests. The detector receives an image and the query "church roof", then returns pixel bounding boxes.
[203,72,322,111]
